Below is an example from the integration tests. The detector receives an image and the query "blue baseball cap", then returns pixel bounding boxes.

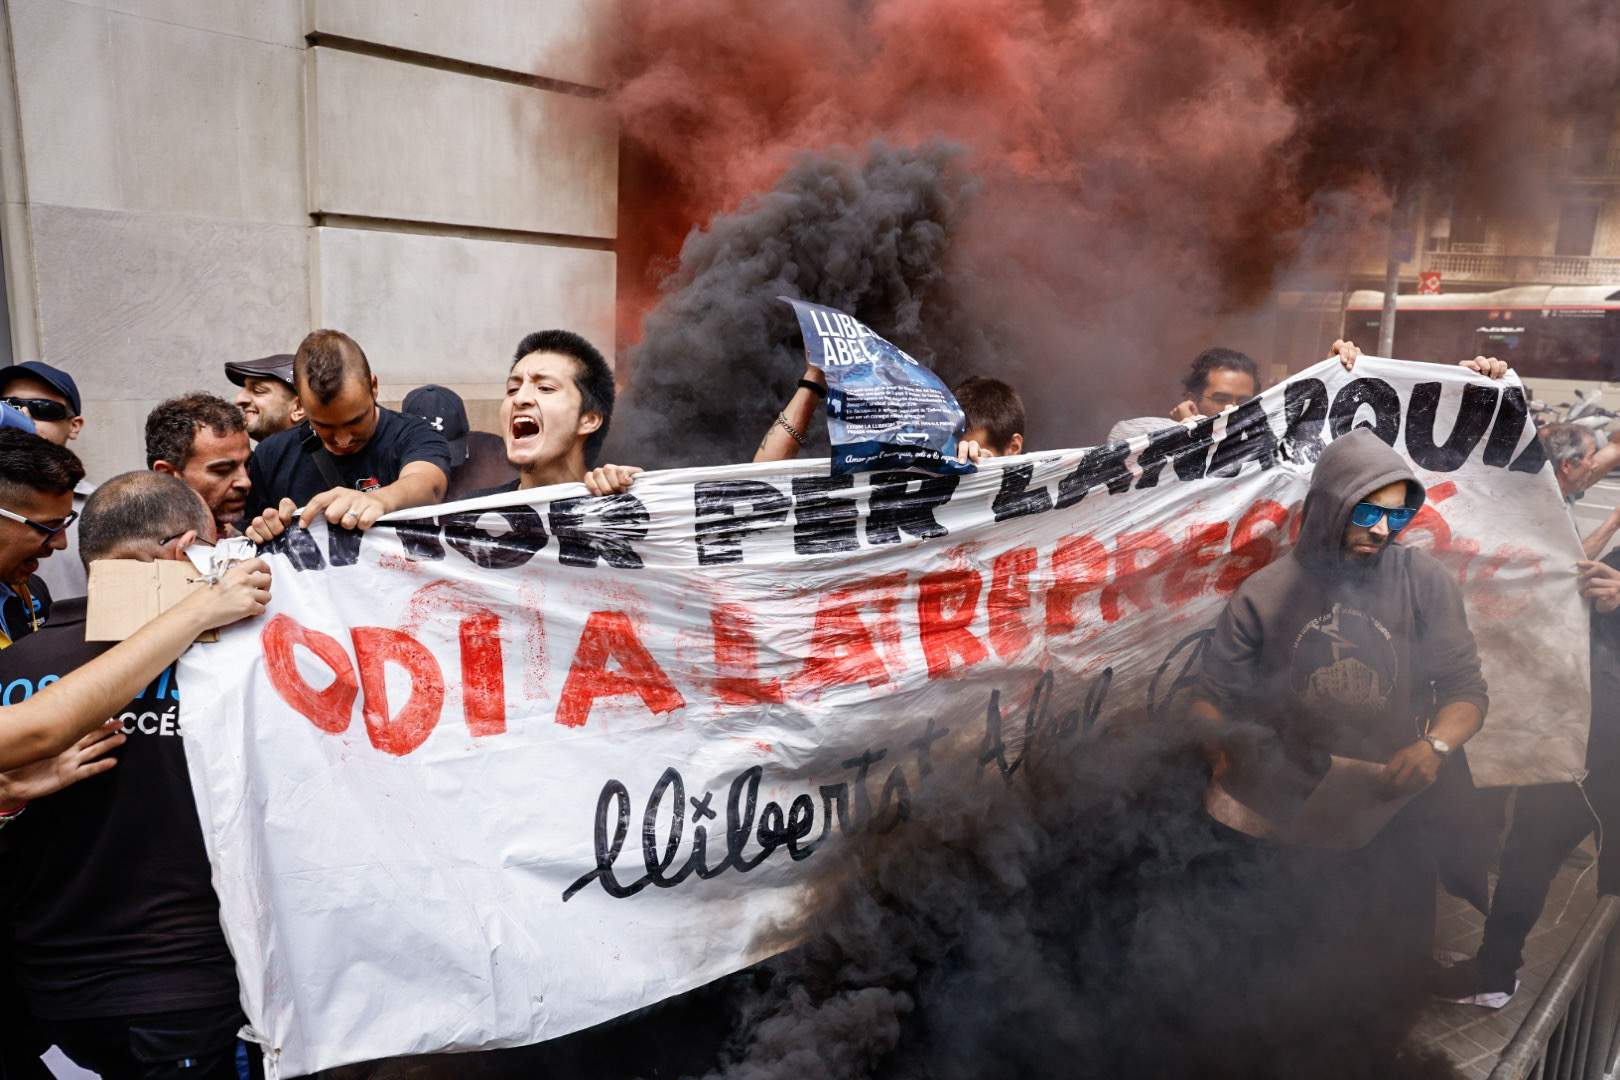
[0,401,36,433]
[0,361,81,416]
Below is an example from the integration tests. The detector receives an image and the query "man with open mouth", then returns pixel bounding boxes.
[471,329,641,499]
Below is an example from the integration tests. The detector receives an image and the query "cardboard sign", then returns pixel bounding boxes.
[85,559,216,643]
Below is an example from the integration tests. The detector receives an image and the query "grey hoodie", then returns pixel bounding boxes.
[1196,427,1489,763]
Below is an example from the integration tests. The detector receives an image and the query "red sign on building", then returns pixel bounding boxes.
[1418,271,1443,295]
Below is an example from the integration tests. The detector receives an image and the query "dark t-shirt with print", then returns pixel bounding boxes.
[0,598,238,1021]
[246,406,452,518]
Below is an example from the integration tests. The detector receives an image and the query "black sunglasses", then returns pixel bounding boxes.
[0,506,77,538]
[2,396,72,422]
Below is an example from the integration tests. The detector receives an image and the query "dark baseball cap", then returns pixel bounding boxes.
[401,384,469,462]
[224,353,296,391]
[0,361,81,416]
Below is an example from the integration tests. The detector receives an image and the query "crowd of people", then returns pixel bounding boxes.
[0,323,1609,1077]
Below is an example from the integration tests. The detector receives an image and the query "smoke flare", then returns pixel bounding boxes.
[705,717,1463,1080]
[609,0,1620,452]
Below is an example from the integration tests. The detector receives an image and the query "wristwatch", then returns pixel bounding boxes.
[1421,734,1452,757]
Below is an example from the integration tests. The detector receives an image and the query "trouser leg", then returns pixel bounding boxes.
[43,1004,253,1080]
[1478,783,1597,986]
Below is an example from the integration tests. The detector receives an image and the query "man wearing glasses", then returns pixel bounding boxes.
[0,429,84,649]
[1191,427,1488,984]
[0,362,93,601]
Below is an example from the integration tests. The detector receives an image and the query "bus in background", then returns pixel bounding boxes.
[1340,285,1620,420]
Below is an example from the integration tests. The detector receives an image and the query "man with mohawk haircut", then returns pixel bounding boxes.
[245,329,453,541]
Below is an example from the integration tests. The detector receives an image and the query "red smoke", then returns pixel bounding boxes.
[611,0,1620,428]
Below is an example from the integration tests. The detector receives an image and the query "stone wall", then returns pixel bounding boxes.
[0,0,617,480]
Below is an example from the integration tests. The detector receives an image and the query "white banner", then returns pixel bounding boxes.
[177,357,1586,1076]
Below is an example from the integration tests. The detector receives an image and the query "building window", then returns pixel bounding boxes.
[1448,190,1492,247]
[1556,200,1602,256]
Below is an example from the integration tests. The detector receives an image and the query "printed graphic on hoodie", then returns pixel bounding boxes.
[1291,603,1398,715]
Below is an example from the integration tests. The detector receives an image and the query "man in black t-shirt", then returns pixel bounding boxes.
[0,472,258,1079]
[245,329,451,533]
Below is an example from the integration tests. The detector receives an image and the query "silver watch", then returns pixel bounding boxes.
[1422,734,1452,757]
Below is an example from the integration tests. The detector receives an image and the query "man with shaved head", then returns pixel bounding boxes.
[245,329,451,535]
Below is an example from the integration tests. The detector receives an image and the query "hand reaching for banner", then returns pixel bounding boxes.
[1579,559,1620,613]
[1461,356,1509,380]
[1331,339,1361,371]
[302,487,390,532]
[583,464,643,496]
[186,559,273,630]
[245,498,296,546]
[956,440,994,465]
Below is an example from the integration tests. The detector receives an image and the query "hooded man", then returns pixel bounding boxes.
[1192,427,1488,976]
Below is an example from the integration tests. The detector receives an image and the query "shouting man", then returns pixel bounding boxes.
[480,329,639,497]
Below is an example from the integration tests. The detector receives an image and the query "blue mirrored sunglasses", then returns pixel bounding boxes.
[1348,502,1416,532]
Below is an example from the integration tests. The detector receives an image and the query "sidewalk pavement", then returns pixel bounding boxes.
[1415,842,1601,1079]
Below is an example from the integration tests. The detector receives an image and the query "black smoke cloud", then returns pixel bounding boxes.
[701,715,1462,1080]
[604,143,989,468]
[607,0,1620,460]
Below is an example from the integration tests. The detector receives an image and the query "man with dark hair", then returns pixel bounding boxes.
[225,353,303,442]
[0,471,269,1079]
[952,375,1026,458]
[480,329,639,496]
[145,393,252,537]
[0,425,83,1079]
[0,430,83,648]
[1171,346,1263,421]
[245,329,451,534]
[1,362,94,602]
[402,383,516,501]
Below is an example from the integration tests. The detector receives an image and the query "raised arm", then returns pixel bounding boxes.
[754,365,826,463]
[0,560,271,771]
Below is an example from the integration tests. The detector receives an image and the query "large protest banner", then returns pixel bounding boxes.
[178,357,1585,1075]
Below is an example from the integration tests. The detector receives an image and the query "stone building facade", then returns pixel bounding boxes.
[0,0,617,480]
